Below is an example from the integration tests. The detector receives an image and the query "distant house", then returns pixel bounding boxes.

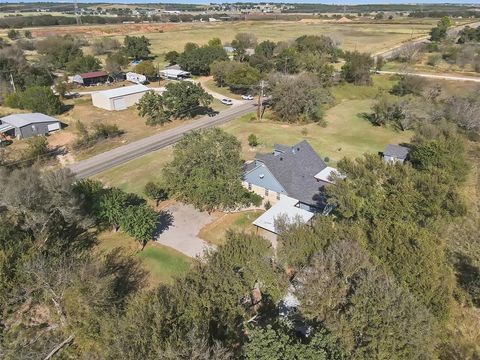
[0,113,61,139]
[244,140,334,212]
[383,144,410,164]
[91,84,150,111]
[72,71,109,86]
[159,65,191,80]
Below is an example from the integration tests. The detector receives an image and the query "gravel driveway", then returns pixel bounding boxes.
[156,203,216,258]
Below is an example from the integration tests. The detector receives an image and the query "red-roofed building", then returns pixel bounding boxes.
[73,71,109,86]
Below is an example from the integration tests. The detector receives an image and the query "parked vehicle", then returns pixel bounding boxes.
[241,94,254,100]
[221,98,233,105]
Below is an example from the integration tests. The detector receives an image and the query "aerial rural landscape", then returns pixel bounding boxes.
[0,1,479,359]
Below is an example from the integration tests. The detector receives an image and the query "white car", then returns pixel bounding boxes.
[241,94,254,100]
[221,98,233,105]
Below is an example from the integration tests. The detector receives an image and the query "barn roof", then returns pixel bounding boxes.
[94,84,150,99]
[79,71,108,79]
[0,113,59,128]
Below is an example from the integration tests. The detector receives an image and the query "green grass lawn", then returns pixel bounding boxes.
[93,147,173,195]
[198,210,263,246]
[97,231,191,286]
[203,79,242,100]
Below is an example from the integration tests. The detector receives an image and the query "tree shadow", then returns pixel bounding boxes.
[453,252,480,306]
[61,103,74,114]
[154,210,174,238]
[359,112,378,126]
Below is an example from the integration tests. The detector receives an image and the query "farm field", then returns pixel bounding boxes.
[8,19,443,58]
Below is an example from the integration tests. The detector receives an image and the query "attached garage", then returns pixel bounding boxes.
[91,84,150,111]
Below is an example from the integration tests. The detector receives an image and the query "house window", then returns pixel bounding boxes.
[265,189,269,196]
[248,183,252,190]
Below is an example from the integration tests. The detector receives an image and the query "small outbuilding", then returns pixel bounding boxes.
[91,84,150,111]
[383,144,410,164]
[0,113,61,139]
[73,71,109,86]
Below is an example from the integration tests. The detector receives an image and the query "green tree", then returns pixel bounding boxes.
[134,60,156,78]
[144,181,169,206]
[211,61,260,93]
[105,51,128,73]
[268,72,333,123]
[7,29,19,40]
[163,81,213,119]
[248,133,258,147]
[36,35,84,70]
[99,187,129,231]
[163,128,253,211]
[164,50,179,65]
[245,325,345,360]
[430,16,452,42]
[66,54,102,74]
[123,35,151,60]
[297,240,437,360]
[137,90,169,126]
[341,51,374,85]
[177,41,228,76]
[5,86,63,115]
[120,205,158,250]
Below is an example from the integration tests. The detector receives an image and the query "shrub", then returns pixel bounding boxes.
[5,86,63,115]
[248,133,258,147]
[426,54,441,67]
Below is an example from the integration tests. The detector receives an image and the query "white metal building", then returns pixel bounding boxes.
[159,68,191,80]
[91,84,150,111]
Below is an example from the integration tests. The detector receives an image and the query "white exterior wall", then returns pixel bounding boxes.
[112,91,146,110]
[91,93,113,110]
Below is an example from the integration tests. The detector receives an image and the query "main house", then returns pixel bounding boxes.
[243,141,340,237]
[243,140,337,213]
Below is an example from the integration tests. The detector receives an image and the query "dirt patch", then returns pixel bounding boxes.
[32,22,180,38]
[48,130,76,148]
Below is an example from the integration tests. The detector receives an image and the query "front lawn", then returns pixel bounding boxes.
[97,231,191,286]
[198,210,263,246]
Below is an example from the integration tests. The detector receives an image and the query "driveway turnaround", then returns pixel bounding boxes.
[156,203,215,258]
[69,102,256,178]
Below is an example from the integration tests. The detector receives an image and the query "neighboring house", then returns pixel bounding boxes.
[243,140,331,212]
[383,144,410,164]
[72,71,109,86]
[91,84,150,111]
[0,113,61,139]
[159,65,191,80]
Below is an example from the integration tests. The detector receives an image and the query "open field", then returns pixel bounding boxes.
[97,230,191,286]
[7,19,443,58]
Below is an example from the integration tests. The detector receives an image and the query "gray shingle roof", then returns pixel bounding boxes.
[255,140,329,207]
[384,144,410,159]
[0,113,59,128]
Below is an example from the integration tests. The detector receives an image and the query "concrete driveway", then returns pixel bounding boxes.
[156,203,216,258]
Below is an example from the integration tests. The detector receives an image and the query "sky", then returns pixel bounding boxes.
[1,0,480,4]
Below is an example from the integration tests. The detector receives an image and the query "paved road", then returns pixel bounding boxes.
[378,70,480,83]
[69,102,256,178]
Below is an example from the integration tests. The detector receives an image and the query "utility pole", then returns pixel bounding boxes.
[74,0,82,25]
[256,80,265,121]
